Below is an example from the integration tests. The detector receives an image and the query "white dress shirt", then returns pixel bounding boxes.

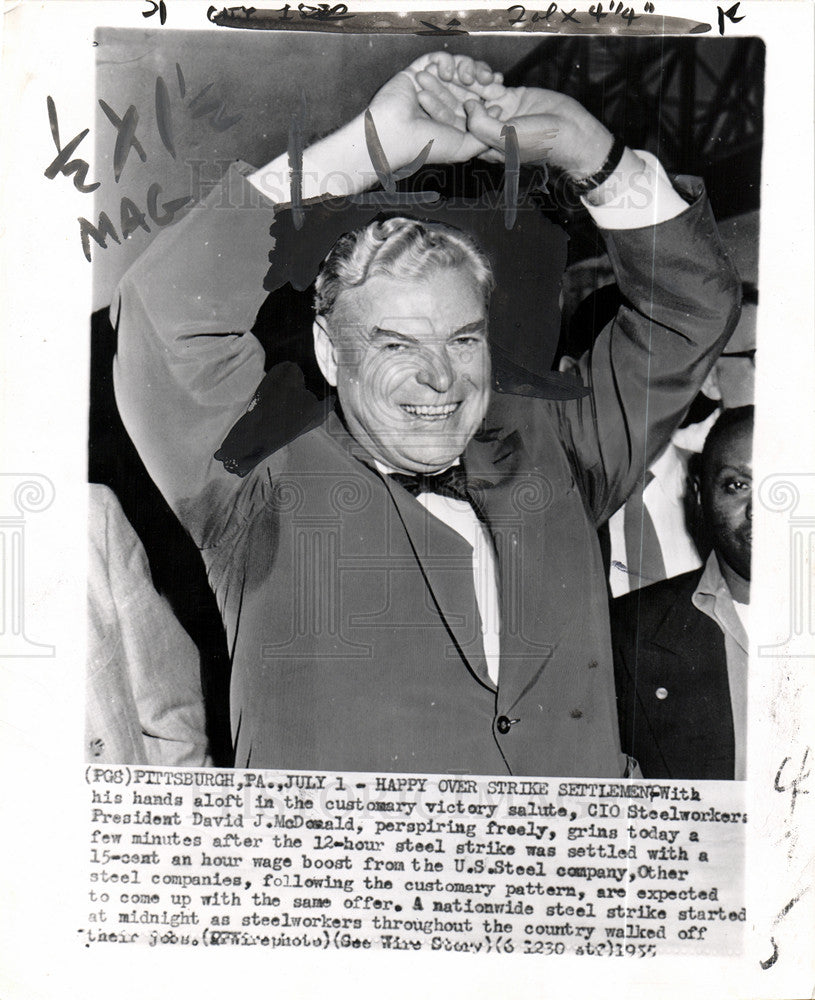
[375,461,502,685]
[608,441,703,597]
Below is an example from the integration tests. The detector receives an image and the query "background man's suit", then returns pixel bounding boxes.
[610,568,735,779]
[112,163,739,776]
[87,484,210,766]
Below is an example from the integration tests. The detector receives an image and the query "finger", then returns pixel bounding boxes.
[417,90,460,128]
[416,69,480,119]
[416,70,464,117]
[421,58,505,101]
[464,99,507,150]
[428,51,455,82]
[454,56,477,86]
[484,102,509,122]
[474,60,498,85]
[406,51,441,74]
[462,78,507,103]
[482,92,515,116]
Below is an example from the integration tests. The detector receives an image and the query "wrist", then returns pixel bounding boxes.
[583,146,644,207]
[564,125,614,184]
[248,113,376,206]
[583,148,689,228]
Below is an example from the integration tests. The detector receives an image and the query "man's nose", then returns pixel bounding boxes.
[745,497,752,522]
[416,347,453,393]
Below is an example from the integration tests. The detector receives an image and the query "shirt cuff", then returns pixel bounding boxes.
[583,149,689,231]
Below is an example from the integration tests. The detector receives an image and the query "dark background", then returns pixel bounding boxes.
[89,31,764,764]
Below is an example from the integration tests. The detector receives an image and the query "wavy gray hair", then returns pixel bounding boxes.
[314,216,494,319]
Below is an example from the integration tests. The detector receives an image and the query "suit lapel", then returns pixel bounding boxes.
[644,593,734,778]
[650,592,729,669]
[323,409,494,690]
[382,476,494,689]
[465,412,559,710]
[465,424,527,655]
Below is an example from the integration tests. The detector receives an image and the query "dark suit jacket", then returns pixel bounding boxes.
[113,163,740,776]
[611,569,735,779]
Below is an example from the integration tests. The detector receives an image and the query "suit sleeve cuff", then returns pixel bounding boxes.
[583,149,690,230]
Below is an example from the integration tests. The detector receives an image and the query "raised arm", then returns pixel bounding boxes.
[422,70,742,522]
[112,164,277,546]
[247,52,504,203]
[558,172,741,525]
[112,54,502,546]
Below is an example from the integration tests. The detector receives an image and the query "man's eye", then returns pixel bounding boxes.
[452,336,481,347]
[725,480,750,494]
[383,342,409,353]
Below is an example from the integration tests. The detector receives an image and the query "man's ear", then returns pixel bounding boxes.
[701,364,722,402]
[557,354,581,379]
[690,470,703,511]
[313,316,338,387]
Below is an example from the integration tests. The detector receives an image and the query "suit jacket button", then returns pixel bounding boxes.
[496,715,512,735]
[655,687,669,700]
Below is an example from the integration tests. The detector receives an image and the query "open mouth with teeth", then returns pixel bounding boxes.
[400,403,461,421]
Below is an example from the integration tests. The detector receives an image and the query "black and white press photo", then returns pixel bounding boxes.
[86,28,762,780]
[4,4,814,995]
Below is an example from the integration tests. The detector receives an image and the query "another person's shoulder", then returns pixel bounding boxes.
[88,484,138,562]
[89,482,120,524]
[483,389,561,435]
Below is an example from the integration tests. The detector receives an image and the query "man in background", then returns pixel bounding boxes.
[560,281,756,597]
[611,406,753,780]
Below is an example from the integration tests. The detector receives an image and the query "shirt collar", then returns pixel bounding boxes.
[646,441,686,504]
[692,551,748,652]
[671,408,720,453]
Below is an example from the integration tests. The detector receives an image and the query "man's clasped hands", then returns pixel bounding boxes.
[368,51,615,183]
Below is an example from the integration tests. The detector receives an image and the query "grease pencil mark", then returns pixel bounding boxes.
[205,5,710,35]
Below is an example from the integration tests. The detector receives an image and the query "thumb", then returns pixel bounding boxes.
[464,99,506,151]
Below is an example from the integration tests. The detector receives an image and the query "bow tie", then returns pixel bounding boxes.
[389,465,471,502]
[388,465,489,524]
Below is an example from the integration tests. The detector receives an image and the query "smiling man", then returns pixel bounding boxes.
[312,219,494,475]
[113,53,741,775]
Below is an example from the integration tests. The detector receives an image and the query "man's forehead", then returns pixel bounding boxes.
[376,317,485,337]
[714,459,752,476]
[334,316,488,342]
[710,425,753,470]
[332,271,487,335]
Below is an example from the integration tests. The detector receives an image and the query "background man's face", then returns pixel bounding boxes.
[328,266,492,474]
[701,422,753,582]
[702,301,757,409]
[712,355,756,410]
